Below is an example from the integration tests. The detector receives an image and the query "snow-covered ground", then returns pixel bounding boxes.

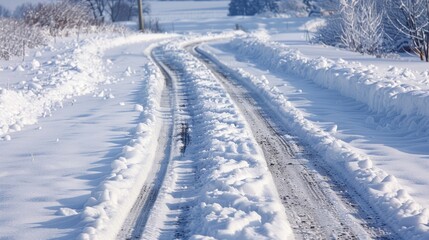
[1,1,429,239]
[0,34,174,239]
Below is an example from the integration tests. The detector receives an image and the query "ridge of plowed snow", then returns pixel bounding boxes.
[231,36,429,119]
[0,34,173,139]
[198,36,429,239]
[78,60,165,240]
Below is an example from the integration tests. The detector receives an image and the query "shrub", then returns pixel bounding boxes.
[0,18,46,60]
[23,0,95,37]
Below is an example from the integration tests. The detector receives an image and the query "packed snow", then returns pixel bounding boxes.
[142,37,293,239]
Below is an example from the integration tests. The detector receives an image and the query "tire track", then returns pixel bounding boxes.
[138,46,195,240]
[190,44,396,240]
[116,48,177,240]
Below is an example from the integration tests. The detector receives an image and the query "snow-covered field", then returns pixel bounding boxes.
[1,1,429,239]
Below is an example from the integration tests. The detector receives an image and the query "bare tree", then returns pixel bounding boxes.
[385,0,429,61]
[0,19,46,60]
[84,0,107,22]
[316,0,383,55]
[80,0,149,22]
[107,0,148,22]
[24,0,94,37]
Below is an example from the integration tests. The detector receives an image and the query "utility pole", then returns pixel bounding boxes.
[138,0,144,32]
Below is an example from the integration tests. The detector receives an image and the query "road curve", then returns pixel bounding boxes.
[117,39,397,240]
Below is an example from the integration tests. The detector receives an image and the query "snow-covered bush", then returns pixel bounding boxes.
[0,18,46,60]
[0,1,133,61]
[317,0,429,60]
[314,14,342,46]
[23,0,94,37]
[341,0,383,54]
[316,0,383,55]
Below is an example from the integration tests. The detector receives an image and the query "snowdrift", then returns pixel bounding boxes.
[0,34,173,139]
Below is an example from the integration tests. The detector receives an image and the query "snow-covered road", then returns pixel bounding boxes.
[198,36,429,239]
[2,1,429,238]
[136,37,294,239]
[119,37,398,239]
[192,44,394,239]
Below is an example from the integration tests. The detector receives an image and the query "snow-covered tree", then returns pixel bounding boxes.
[384,0,429,61]
[316,0,383,54]
[257,0,280,14]
[228,0,280,16]
[0,19,46,60]
[340,0,383,54]
[23,0,94,36]
[339,0,359,51]
[356,0,383,54]
[229,0,245,15]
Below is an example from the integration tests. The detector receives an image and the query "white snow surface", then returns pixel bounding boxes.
[2,1,429,239]
[0,34,173,138]
[0,34,173,239]
[77,61,166,240]
[198,35,429,239]
[142,35,293,239]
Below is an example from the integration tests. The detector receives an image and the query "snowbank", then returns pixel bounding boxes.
[157,39,294,239]
[230,36,429,120]
[0,33,173,138]
[78,61,165,240]
[198,37,429,239]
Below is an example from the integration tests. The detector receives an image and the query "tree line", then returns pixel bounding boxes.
[229,0,429,61]
[315,0,429,61]
[0,0,150,24]
[0,0,149,60]
[228,0,337,16]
